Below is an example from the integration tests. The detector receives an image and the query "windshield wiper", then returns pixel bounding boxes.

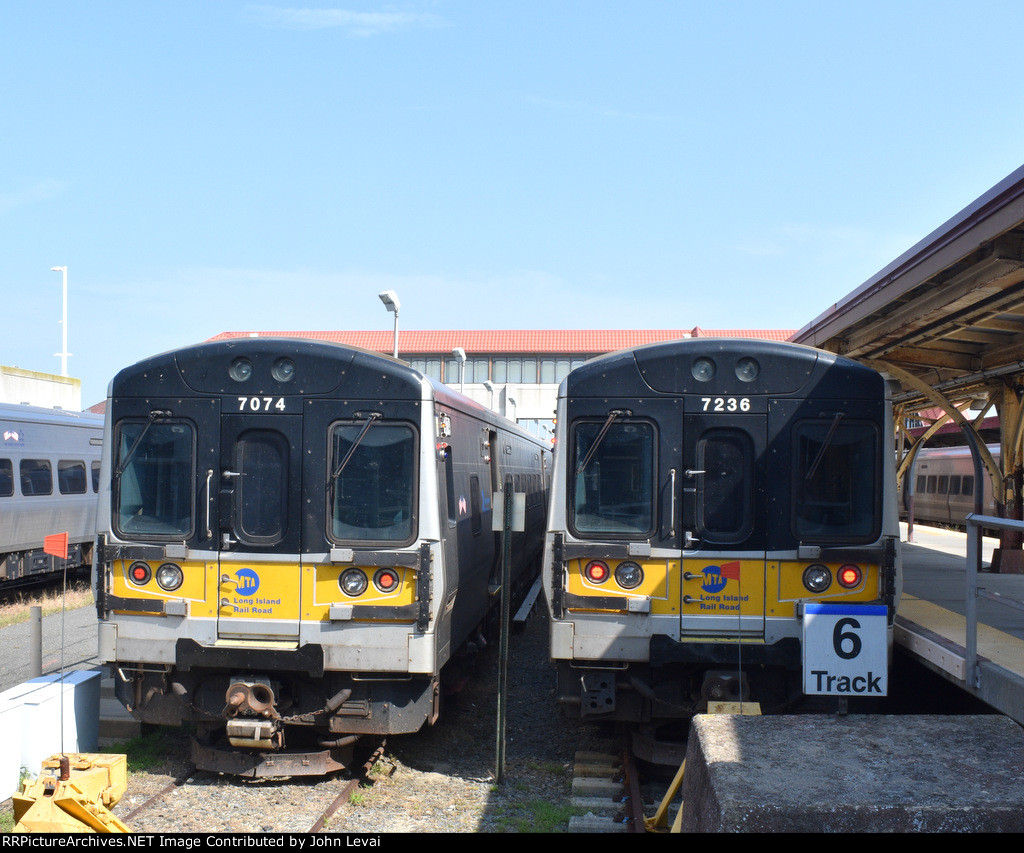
[576,409,631,476]
[114,409,172,481]
[805,412,844,481]
[330,412,382,483]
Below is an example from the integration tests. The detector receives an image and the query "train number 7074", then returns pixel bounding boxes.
[237,396,287,412]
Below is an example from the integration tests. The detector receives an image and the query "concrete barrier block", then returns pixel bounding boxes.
[679,714,1024,832]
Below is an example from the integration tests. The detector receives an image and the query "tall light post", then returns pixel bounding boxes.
[378,290,400,358]
[50,266,69,376]
[452,347,466,393]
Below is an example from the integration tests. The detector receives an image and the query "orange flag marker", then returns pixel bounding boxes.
[44,532,69,560]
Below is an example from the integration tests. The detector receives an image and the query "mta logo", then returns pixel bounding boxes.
[235,568,260,596]
[700,561,741,594]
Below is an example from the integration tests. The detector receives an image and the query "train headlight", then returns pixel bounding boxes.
[229,357,253,382]
[837,564,862,589]
[735,357,760,382]
[340,568,368,597]
[802,564,831,593]
[155,562,184,592]
[584,560,610,584]
[373,568,399,593]
[614,561,644,590]
[272,357,296,383]
[691,358,716,382]
[128,561,152,585]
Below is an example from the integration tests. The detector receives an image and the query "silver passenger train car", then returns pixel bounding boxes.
[906,444,998,527]
[542,338,902,758]
[0,402,103,585]
[94,338,551,775]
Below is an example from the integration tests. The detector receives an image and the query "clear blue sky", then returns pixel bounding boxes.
[5,1,1024,407]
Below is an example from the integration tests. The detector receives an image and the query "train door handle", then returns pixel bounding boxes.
[683,595,696,605]
[685,469,705,478]
[684,531,701,548]
[203,469,213,540]
[669,468,677,539]
[683,572,700,581]
[221,533,237,549]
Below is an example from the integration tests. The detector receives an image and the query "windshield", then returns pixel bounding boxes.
[114,420,194,539]
[330,422,416,542]
[571,420,654,536]
[793,419,879,541]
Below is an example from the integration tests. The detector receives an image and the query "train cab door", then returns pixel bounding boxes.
[215,414,304,642]
[679,398,768,640]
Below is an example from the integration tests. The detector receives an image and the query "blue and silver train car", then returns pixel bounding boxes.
[0,402,103,585]
[542,338,901,757]
[94,338,550,775]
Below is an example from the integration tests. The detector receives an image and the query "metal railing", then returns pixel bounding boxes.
[964,513,1024,689]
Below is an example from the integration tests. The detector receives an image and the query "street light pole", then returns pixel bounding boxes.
[378,290,401,358]
[50,266,69,377]
[452,347,466,393]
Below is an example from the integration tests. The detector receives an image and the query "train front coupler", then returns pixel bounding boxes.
[223,676,284,749]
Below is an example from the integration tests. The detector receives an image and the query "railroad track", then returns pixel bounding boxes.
[568,746,648,833]
[118,740,389,834]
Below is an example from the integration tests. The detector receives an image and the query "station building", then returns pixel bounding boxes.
[209,328,796,438]
[0,366,82,410]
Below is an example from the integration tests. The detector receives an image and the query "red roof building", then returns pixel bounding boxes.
[209,328,795,354]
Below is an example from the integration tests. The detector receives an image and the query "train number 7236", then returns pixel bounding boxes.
[237,396,287,412]
[701,397,751,412]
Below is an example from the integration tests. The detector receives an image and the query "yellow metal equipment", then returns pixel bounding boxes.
[12,753,130,833]
[645,702,761,833]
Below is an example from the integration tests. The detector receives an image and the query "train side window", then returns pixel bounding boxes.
[113,420,195,539]
[330,422,417,544]
[20,459,53,496]
[962,475,974,496]
[916,475,926,493]
[570,419,655,537]
[0,459,11,497]
[58,460,87,495]
[793,419,880,542]
[696,429,753,544]
[949,475,961,496]
[470,474,482,535]
[443,447,457,528]
[926,476,936,494]
[91,461,101,493]
[937,475,949,495]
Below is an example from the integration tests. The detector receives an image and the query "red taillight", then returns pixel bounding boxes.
[584,560,609,584]
[129,561,151,585]
[374,568,399,593]
[837,564,862,588]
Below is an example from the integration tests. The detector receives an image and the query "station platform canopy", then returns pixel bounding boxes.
[793,163,1024,415]
[792,163,1024,566]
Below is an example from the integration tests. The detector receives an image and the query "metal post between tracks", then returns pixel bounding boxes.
[496,478,513,784]
[30,605,42,678]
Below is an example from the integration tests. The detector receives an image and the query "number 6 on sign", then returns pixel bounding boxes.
[802,603,888,696]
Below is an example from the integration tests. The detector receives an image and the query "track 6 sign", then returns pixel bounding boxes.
[802,603,888,696]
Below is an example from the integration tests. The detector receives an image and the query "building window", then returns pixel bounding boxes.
[467,358,490,383]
